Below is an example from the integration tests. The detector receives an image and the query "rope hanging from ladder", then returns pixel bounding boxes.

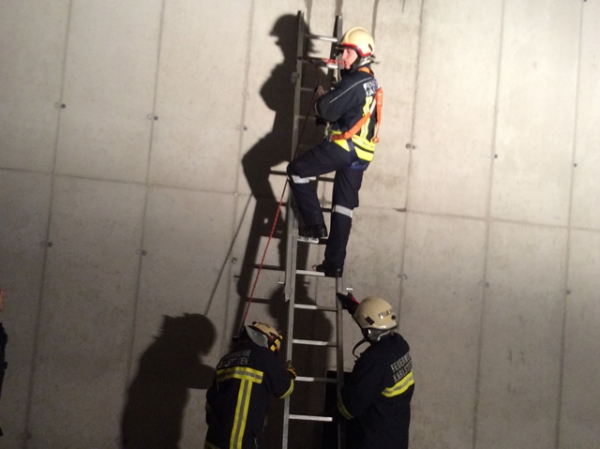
[238,67,323,334]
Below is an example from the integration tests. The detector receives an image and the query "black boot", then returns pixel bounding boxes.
[299,224,328,239]
[315,261,343,278]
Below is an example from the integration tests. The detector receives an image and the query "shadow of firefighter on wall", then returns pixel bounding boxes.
[237,13,319,307]
[121,313,216,449]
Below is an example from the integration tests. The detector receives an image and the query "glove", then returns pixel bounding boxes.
[286,360,297,379]
[336,292,359,315]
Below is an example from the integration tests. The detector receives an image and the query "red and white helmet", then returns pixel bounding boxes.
[339,27,375,57]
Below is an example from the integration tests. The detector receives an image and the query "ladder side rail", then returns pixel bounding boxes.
[283,7,305,302]
[282,11,306,449]
[331,15,345,449]
[335,278,346,449]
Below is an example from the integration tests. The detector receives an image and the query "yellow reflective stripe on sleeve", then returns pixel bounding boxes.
[205,441,221,449]
[279,378,294,399]
[382,371,414,398]
[216,366,264,384]
[337,396,353,420]
[230,378,253,449]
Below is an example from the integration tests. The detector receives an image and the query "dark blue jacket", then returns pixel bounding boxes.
[205,340,294,449]
[338,333,414,449]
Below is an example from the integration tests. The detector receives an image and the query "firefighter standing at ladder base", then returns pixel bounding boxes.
[204,322,296,449]
[287,27,383,278]
[336,294,414,449]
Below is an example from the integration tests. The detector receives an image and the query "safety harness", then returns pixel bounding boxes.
[330,67,383,161]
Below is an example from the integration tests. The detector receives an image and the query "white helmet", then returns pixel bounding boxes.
[353,297,397,343]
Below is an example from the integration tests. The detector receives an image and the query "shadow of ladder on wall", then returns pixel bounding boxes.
[282,11,347,449]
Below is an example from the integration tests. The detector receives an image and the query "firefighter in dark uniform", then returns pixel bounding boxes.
[336,294,414,449]
[287,27,383,277]
[204,322,296,449]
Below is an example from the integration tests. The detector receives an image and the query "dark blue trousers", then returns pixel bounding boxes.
[287,141,364,268]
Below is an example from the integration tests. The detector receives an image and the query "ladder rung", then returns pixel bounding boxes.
[294,304,336,312]
[293,338,336,347]
[258,264,284,271]
[296,376,337,384]
[297,236,321,245]
[298,59,339,70]
[295,269,325,277]
[297,115,316,121]
[241,298,272,305]
[306,34,338,43]
[289,414,334,422]
[301,87,314,92]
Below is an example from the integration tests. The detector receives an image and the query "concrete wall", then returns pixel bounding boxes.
[0,0,598,448]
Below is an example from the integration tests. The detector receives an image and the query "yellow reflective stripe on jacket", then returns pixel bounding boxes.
[353,97,376,161]
[330,130,351,150]
[216,366,264,384]
[330,131,374,162]
[215,366,264,449]
[381,371,414,398]
[351,135,375,161]
[358,98,374,140]
[230,378,254,449]
[330,115,376,163]
[329,87,378,161]
[337,396,353,419]
[205,441,221,449]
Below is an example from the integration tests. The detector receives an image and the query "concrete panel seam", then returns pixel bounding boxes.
[399,0,425,317]
[555,3,586,448]
[233,1,256,195]
[22,0,75,445]
[121,0,168,402]
[473,0,507,448]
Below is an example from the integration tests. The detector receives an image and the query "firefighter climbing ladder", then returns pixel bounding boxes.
[282,11,346,449]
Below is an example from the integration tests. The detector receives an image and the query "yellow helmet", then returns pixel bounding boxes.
[339,27,375,57]
[247,322,283,353]
[353,297,397,331]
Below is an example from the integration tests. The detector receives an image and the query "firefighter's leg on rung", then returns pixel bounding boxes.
[287,142,352,237]
[322,166,363,272]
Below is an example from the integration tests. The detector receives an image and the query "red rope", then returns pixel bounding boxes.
[239,70,321,333]
[239,181,288,329]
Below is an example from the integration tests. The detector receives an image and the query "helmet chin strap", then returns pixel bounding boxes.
[352,328,393,357]
[344,56,375,75]
[352,337,369,358]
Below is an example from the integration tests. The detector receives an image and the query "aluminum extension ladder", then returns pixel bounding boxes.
[281,11,346,449]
